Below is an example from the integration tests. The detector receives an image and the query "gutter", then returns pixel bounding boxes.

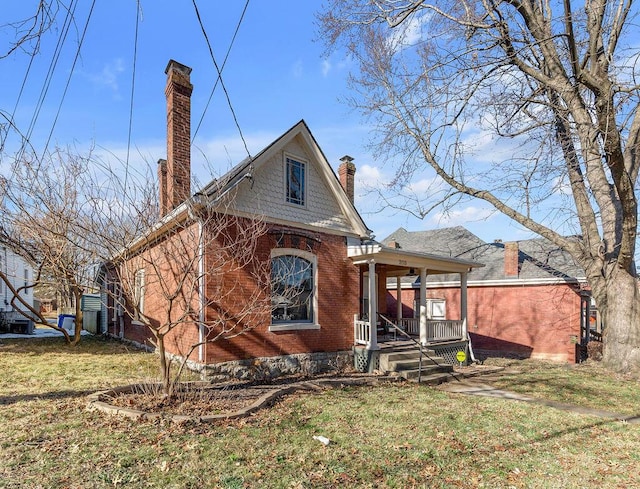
[392,276,588,289]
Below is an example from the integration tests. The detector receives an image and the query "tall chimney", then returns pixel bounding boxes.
[338,155,356,204]
[164,60,192,214]
[504,241,519,277]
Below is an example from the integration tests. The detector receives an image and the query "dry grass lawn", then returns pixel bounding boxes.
[1,335,639,488]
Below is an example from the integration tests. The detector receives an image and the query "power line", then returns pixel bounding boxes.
[42,0,97,159]
[192,0,250,142]
[191,0,252,161]
[124,0,142,190]
[22,0,78,158]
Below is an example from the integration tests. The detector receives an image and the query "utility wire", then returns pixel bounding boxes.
[124,0,141,190]
[1,32,39,155]
[42,0,96,159]
[191,0,252,161]
[192,0,250,142]
[22,0,77,159]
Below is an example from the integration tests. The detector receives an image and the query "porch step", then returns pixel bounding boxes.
[379,346,453,383]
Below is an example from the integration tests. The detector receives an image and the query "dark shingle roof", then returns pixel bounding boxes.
[383,226,585,283]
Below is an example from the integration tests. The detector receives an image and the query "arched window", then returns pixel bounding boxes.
[271,252,315,327]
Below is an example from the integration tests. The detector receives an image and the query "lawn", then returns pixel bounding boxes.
[1,335,639,488]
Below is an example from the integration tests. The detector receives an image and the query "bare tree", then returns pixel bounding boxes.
[0,147,102,344]
[319,1,640,372]
[0,2,62,59]
[92,169,273,397]
[1,1,70,153]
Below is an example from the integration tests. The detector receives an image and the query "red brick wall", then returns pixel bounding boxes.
[203,225,359,364]
[107,216,360,366]
[388,282,581,362]
[105,222,202,359]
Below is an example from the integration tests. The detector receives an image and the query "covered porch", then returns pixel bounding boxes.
[348,239,483,366]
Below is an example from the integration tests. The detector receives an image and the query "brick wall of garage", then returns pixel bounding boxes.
[387,282,582,362]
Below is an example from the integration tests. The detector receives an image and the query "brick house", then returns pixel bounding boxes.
[383,226,598,363]
[102,60,482,379]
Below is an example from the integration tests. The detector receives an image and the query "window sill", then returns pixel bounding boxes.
[131,320,146,326]
[268,323,320,332]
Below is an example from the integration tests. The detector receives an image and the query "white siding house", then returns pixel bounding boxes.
[0,247,35,332]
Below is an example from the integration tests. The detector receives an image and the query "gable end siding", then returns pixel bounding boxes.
[230,137,353,234]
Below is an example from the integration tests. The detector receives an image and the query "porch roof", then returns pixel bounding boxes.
[347,239,484,277]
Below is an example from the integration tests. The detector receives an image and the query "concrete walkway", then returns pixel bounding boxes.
[0,326,90,339]
[439,377,640,424]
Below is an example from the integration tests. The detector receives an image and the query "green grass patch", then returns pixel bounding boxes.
[1,336,639,488]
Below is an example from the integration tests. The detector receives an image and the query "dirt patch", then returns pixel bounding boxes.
[108,384,277,417]
[88,375,398,423]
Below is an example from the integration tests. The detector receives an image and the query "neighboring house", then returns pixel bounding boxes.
[383,226,596,363]
[103,60,482,379]
[0,247,35,333]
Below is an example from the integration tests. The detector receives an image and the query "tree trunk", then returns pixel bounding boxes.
[156,333,171,396]
[601,269,640,373]
[71,287,84,346]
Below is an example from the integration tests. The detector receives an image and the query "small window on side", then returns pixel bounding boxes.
[286,157,305,206]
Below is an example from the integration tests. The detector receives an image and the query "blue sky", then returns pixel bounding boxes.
[0,1,529,243]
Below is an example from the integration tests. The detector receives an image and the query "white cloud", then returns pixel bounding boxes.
[552,176,572,196]
[355,164,386,190]
[321,59,331,77]
[292,60,303,78]
[430,205,495,226]
[386,12,431,52]
[404,176,444,194]
[86,58,125,95]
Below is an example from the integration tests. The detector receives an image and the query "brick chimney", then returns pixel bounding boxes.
[162,60,193,216]
[338,155,356,204]
[504,241,519,277]
[157,159,168,215]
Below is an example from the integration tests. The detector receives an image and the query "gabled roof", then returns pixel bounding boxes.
[383,226,586,284]
[199,119,371,238]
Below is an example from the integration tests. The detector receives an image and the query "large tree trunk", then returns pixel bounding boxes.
[601,269,640,373]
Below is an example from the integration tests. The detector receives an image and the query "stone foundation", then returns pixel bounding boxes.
[197,350,354,383]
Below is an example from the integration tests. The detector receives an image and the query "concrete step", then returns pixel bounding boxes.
[403,370,454,385]
[379,348,441,372]
[378,345,455,384]
[387,356,446,372]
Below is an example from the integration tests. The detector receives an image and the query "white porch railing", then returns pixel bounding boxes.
[398,318,419,335]
[354,318,370,345]
[423,319,464,342]
[354,317,464,346]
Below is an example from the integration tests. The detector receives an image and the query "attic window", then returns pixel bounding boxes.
[285,157,305,206]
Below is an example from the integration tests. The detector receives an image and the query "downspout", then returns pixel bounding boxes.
[192,171,252,364]
[188,197,207,364]
[197,218,205,363]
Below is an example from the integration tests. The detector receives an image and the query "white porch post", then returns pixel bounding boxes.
[419,267,427,346]
[396,276,402,324]
[460,271,468,339]
[367,260,379,350]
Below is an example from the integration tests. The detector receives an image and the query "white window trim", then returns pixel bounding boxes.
[269,248,320,332]
[283,153,308,209]
[133,268,145,322]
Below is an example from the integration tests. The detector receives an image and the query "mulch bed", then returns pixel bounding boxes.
[88,375,395,423]
[108,384,278,417]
